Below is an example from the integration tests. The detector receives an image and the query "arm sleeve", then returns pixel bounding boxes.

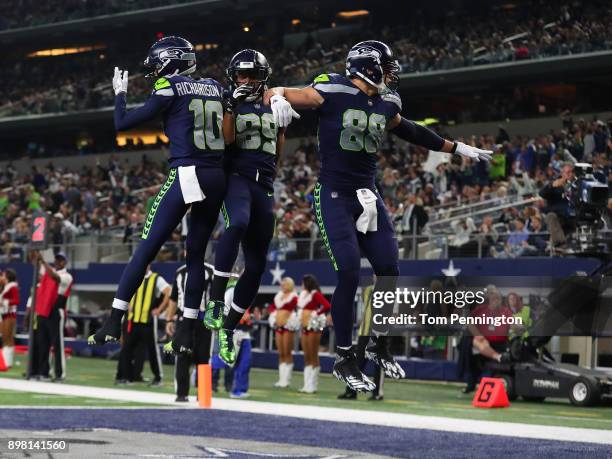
[156,276,170,298]
[114,92,173,131]
[57,272,73,296]
[314,291,331,314]
[390,117,445,151]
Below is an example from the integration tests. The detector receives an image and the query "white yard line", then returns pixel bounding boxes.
[1,377,610,445]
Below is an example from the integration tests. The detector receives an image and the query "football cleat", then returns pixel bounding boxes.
[365,340,406,379]
[203,300,225,330]
[218,328,236,366]
[332,347,376,392]
[88,309,123,345]
[163,317,195,355]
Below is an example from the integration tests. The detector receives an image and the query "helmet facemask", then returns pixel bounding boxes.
[228,67,270,102]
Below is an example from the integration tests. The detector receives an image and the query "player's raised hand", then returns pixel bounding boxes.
[270,94,300,127]
[224,84,253,113]
[454,141,493,162]
[112,67,128,95]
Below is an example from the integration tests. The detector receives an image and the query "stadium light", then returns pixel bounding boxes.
[336,9,369,18]
[28,45,105,58]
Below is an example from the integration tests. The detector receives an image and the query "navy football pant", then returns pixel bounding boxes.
[313,182,399,347]
[214,174,275,315]
[115,167,225,312]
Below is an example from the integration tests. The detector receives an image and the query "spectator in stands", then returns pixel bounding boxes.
[475,216,499,257]
[399,194,428,258]
[524,215,548,256]
[449,217,477,257]
[506,218,530,258]
[539,163,574,247]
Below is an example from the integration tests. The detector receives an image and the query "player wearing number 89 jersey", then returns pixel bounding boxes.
[266,40,493,391]
[89,36,227,354]
[200,49,285,366]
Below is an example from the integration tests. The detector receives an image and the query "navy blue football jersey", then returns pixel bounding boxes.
[114,75,225,168]
[311,73,402,191]
[229,100,278,190]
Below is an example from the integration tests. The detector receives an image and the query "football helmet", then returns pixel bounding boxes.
[226,49,271,102]
[143,36,196,78]
[346,40,400,93]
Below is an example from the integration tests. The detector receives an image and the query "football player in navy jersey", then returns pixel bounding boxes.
[266,40,492,391]
[89,36,227,355]
[186,49,286,365]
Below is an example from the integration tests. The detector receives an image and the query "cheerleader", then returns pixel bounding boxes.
[1,269,19,368]
[269,277,298,388]
[298,274,330,393]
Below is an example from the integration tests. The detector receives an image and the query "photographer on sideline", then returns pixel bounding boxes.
[539,163,574,247]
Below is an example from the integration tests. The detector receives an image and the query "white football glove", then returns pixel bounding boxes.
[270,94,300,128]
[113,67,128,95]
[454,142,493,162]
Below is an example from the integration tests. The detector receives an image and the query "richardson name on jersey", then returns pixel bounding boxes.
[175,81,221,98]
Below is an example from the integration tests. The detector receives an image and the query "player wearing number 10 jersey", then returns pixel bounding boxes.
[89,36,227,352]
[187,49,285,365]
[267,40,493,391]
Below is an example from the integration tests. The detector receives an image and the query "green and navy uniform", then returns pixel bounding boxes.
[214,100,278,316]
[113,75,226,315]
[311,73,401,347]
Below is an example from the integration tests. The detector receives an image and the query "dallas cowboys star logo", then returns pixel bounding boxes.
[269,262,285,285]
[441,260,461,277]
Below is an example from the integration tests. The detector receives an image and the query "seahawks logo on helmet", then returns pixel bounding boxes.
[143,36,196,78]
[347,46,382,62]
[346,40,400,93]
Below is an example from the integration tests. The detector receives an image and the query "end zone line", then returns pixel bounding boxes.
[0,377,610,445]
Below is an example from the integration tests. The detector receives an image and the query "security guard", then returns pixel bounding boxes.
[116,265,170,385]
[165,262,213,402]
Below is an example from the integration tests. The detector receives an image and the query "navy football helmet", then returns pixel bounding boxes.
[346,40,400,92]
[226,49,271,102]
[143,36,196,78]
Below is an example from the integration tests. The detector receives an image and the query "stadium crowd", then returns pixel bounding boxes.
[2,1,611,118]
[2,116,609,263]
[0,0,193,30]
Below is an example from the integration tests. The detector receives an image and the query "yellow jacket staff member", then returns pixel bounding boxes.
[117,265,170,385]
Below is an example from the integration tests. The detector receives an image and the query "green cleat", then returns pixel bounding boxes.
[218,329,236,366]
[203,300,225,330]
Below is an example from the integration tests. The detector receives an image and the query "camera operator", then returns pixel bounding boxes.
[539,163,574,247]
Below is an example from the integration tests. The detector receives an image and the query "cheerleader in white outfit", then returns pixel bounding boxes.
[269,277,299,387]
[1,269,19,368]
[297,274,330,393]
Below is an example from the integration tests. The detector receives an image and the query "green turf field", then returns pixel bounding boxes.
[1,354,611,430]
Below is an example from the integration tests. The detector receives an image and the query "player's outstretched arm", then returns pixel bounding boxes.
[263,86,322,128]
[113,67,173,131]
[387,114,493,162]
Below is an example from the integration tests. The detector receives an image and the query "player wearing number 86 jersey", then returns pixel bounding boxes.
[90,36,227,354]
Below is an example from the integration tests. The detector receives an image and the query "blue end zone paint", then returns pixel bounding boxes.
[0,409,608,458]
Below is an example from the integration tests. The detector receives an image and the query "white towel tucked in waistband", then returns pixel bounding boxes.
[355,188,378,234]
[178,166,206,204]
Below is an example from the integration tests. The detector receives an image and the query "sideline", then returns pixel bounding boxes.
[1,377,610,445]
